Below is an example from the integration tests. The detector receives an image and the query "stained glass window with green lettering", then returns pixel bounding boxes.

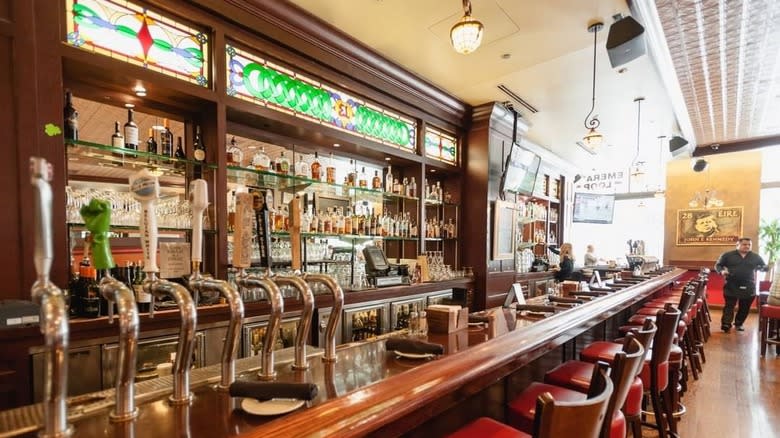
[425,127,457,164]
[226,44,416,152]
[66,0,209,87]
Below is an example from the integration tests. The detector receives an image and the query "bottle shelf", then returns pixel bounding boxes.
[229,231,417,241]
[67,139,208,176]
[67,222,216,234]
[424,237,458,242]
[226,165,419,203]
[423,199,459,207]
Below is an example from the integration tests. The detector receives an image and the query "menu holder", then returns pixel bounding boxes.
[289,196,302,270]
[426,305,468,333]
[233,192,254,269]
[416,255,430,282]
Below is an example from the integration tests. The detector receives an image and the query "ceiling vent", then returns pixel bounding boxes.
[497,84,539,114]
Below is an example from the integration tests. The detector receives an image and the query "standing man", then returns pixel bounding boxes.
[715,237,767,332]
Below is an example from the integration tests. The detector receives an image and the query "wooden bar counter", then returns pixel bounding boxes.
[1,270,683,437]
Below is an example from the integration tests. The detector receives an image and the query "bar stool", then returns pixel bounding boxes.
[515,335,644,438]
[546,320,656,438]
[447,364,613,438]
[759,304,780,357]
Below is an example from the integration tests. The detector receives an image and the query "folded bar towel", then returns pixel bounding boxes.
[385,337,444,355]
[229,381,318,401]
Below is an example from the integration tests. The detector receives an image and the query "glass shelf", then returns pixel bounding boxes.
[517,242,538,250]
[424,199,459,207]
[67,140,208,175]
[424,237,458,242]
[226,165,419,204]
[67,222,208,233]
[230,231,415,241]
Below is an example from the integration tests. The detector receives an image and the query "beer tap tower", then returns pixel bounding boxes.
[30,157,73,437]
[130,169,196,404]
[186,179,244,390]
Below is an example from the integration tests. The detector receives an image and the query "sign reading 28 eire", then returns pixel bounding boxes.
[676,207,743,246]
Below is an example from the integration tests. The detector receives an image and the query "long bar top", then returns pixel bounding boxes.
[1,269,683,437]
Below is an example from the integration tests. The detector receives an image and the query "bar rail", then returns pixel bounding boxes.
[238,269,684,437]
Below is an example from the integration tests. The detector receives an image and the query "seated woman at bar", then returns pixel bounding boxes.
[584,244,598,267]
[550,242,575,282]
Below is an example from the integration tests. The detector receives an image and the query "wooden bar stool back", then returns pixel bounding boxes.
[759,304,780,357]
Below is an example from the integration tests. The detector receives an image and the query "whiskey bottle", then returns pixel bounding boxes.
[372,170,382,190]
[326,153,336,184]
[146,128,158,155]
[193,125,206,162]
[161,118,173,157]
[123,109,138,150]
[111,121,124,148]
[311,152,322,181]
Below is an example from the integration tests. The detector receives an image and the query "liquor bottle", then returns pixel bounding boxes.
[372,170,381,190]
[358,167,368,188]
[111,121,124,148]
[82,267,101,318]
[294,154,310,178]
[326,153,337,184]
[124,109,139,150]
[174,137,186,160]
[252,146,271,171]
[161,118,174,157]
[227,136,243,166]
[63,90,78,142]
[276,151,290,175]
[193,125,206,162]
[347,160,356,186]
[133,263,151,313]
[146,128,158,155]
[311,152,322,181]
[385,166,393,193]
[409,177,417,198]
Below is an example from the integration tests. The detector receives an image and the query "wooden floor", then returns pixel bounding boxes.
[653,308,779,437]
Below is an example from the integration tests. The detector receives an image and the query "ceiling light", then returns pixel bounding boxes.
[450,0,484,55]
[333,143,340,148]
[384,157,391,161]
[582,22,604,152]
[124,103,135,108]
[133,85,147,97]
[629,97,646,192]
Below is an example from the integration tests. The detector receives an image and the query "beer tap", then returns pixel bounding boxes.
[80,198,139,422]
[186,179,244,390]
[270,195,313,370]
[241,191,284,380]
[30,157,73,438]
[130,169,196,405]
[304,273,343,363]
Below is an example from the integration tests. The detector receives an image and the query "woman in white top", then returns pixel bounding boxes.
[584,244,598,267]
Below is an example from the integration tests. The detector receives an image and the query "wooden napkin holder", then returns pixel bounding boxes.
[426,305,469,333]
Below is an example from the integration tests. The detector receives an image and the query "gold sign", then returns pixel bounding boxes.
[676,207,743,246]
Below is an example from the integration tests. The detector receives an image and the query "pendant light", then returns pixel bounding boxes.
[450,0,484,55]
[629,97,646,192]
[654,135,666,198]
[581,22,604,153]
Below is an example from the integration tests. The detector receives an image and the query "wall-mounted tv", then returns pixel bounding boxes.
[500,143,541,196]
[573,193,615,224]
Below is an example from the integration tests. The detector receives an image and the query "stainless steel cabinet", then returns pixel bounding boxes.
[32,345,101,402]
[241,318,300,358]
[343,303,389,343]
[389,297,426,331]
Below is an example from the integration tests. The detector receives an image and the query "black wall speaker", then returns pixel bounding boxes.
[692,159,708,172]
[606,16,646,68]
[669,136,691,157]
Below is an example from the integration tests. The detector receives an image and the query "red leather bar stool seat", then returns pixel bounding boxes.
[507,382,592,433]
[759,304,780,357]
[447,417,530,438]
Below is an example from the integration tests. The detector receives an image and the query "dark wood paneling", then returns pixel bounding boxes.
[0,34,21,298]
[0,0,9,23]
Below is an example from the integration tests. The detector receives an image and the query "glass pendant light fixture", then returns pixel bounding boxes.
[654,135,666,198]
[450,0,484,55]
[629,97,646,192]
[581,22,604,153]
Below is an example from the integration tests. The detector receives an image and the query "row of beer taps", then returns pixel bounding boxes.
[29,158,343,437]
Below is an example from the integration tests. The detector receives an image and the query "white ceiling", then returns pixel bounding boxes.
[290,0,681,172]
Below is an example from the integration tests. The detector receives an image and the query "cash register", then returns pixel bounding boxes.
[363,246,408,287]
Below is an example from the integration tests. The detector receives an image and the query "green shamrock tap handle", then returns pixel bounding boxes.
[80,198,115,270]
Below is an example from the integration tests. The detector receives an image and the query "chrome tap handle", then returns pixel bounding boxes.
[304,274,343,362]
[241,276,283,380]
[99,277,139,422]
[271,274,313,370]
[30,157,73,437]
[189,179,208,266]
[193,278,244,390]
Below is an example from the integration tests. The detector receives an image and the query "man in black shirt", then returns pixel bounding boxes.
[715,237,767,332]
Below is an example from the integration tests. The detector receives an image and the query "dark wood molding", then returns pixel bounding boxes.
[692,134,780,157]
[190,0,469,126]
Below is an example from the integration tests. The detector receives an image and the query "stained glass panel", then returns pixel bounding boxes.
[65,0,209,87]
[424,127,457,164]
[226,44,416,152]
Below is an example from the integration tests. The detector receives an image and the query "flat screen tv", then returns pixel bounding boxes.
[500,143,541,196]
[573,193,615,224]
